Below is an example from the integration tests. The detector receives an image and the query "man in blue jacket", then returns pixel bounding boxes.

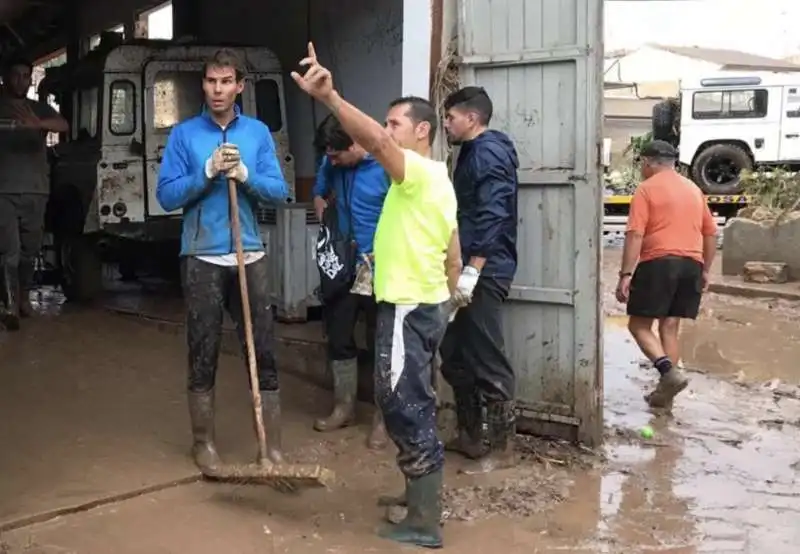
[156,49,289,472]
[441,86,519,474]
[311,114,391,450]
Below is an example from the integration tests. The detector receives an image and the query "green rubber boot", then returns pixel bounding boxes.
[378,469,443,549]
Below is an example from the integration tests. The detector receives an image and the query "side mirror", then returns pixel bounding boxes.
[129,138,144,156]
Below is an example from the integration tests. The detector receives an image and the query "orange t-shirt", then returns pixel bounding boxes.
[626,170,717,264]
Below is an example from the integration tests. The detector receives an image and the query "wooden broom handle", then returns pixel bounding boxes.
[228,178,269,463]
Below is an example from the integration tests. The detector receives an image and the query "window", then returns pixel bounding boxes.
[255,79,283,131]
[692,89,768,120]
[153,71,204,131]
[109,80,136,135]
[75,87,99,139]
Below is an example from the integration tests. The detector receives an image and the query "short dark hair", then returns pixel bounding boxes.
[203,48,246,81]
[314,113,354,152]
[640,139,677,164]
[2,56,33,78]
[443,86,493,125]
[389,96,438,145]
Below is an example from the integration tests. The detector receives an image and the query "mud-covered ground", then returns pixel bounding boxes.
[0,250,799,553]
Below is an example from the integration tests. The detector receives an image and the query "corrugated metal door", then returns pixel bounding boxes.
[459,0,604,446]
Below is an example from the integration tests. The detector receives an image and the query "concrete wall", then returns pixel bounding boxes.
[198,0,404,179]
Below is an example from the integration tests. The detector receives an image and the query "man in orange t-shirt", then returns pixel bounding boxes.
[615,140,718,409]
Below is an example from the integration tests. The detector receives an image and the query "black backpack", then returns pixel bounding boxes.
[315,181,356,302]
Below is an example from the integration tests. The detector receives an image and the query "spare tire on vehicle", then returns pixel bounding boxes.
[652,100,677,144]
[690,143,753,195]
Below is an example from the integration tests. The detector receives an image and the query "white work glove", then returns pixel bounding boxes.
[452,265,480,306]
[204,143,240,178]
[226,161,249,183]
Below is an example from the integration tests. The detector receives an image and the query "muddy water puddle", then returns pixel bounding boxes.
[2,304,800,552]
[588,318,800,553]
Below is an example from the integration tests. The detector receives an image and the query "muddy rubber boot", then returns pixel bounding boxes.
[366,409,389,450]
[261,390,285,464]
[314,358,357,432]
[645,368,689,409]
[445,389,486,459]
[461,401,516,475]
[0,264,20,331]
[188,390,223,472]
[379,469,443,549]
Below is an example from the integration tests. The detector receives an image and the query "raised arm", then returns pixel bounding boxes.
[291,42,406,183]
[156,126,211,212]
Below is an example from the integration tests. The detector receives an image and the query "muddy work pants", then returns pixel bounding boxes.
[182,255,278,393]
[439,277,515,402]
[375,301,448,478]
[324,291,377,361]
[0,193,48,289]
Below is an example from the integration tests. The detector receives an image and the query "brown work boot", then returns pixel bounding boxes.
[366,409,389,450]
[261,390,285,464]
[187,390,222,472]
[445,389,487,459]
[314,358,357,432]
[461,400,516,475]
[645,368,689,409]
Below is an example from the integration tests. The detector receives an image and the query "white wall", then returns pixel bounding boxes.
[605,47,719,84]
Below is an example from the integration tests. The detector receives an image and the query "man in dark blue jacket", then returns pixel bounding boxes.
[441,86,519,474]
[156,49,289,472]
[311,114,390,450]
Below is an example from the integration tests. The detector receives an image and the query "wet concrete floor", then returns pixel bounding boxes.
[1,256,800,552]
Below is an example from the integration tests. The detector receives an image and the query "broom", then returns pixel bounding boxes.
[201,179,335,491]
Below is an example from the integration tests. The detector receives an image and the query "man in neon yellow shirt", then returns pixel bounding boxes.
[293,43,462,549]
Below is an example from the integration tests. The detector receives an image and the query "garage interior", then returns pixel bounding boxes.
[0,0,434,534]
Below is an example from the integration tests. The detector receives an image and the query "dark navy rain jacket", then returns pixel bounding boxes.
[453,129,519,281]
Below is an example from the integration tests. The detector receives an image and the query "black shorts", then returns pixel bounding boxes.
[627,255,703,319]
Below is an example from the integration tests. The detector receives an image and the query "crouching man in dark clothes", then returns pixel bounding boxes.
[156,49,289,472]
[293,42,462,548]
[0,57,69,329]
[441,86,519,474]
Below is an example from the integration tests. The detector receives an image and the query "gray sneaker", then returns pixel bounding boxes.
[645,368,689,409]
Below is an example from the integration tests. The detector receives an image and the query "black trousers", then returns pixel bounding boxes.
[181,255,278,393]
[0,193,48,286]
[375,301,448,478]
[627,255,704,319]
[440,277,515,402]
[323,291,376,360]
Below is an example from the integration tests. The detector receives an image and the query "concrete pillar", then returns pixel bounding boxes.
[172,0,204,40]
[401,0,433,98]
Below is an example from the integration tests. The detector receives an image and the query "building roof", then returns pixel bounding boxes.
[605,43,800,72]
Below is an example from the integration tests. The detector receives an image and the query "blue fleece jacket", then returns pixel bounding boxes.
[453,129,519,281]
[312,154,389,257]
[156,106,289,256]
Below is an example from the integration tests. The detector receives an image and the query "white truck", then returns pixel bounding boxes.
[39,34,294,301]
[652,73,800,194]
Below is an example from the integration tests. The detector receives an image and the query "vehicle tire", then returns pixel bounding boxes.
[691,144,753,195]
[652,101,676,142]
[55,233,103,303]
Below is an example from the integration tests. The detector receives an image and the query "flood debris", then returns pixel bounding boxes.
[442,471,570,522]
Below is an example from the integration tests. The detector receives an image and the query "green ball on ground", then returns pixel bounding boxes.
[640,425,654,439]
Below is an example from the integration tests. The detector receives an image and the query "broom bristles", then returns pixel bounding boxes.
[203,462,335,489]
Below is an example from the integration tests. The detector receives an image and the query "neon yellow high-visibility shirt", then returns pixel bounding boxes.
[373,149,458,305]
